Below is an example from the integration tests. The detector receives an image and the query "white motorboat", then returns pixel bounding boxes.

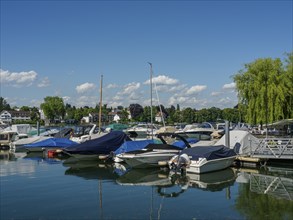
[126,123,159,138]
[13,136,52,147]
[175,122,215,140]
[116,133,194,168]
[168,145,237,174]
[70,124,106,143]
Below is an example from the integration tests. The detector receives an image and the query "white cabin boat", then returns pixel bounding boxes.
[116,133,194,168]
[175,122,215,140]
[126,123,159,138]
[168,145,237,174]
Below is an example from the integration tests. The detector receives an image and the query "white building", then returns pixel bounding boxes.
[0,111,12,124]
[0,110,31,124]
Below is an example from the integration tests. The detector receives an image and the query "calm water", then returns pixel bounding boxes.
[1,150,293,220]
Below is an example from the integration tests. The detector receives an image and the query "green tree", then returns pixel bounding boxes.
[0,97,11,111]
[40,96,65,122]
[129,103,144,120]
[233,56,290,125]
[222,108,239,122]
[283,52,293,118]
[165,105,176,124]
[65,104,76,120]
[196,108,210,122]
[20,106,30,112]
[74,108,84,122]
[207,107,222,122]
[30,107,40,122]
[181,107,195,124]
[119,109,129,123]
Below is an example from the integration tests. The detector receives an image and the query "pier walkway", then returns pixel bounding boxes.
[249,138,293,160]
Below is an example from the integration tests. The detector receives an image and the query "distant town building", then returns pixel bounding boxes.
[155,112,167,123]
[89,112,99,123]
[108,109,126,122]
[0,110,31,124]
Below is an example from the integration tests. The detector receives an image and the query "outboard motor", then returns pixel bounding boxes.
[169,153,191,174]
[177,153,191,173]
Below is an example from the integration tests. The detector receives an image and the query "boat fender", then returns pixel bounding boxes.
[158,161,168,166]
[99,155,108,160]
[47,150,56,158]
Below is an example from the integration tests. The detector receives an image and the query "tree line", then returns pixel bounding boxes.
[1,96,239,125]
[1,52,292,126]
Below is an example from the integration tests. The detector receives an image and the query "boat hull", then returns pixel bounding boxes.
[26,147,62,152]
[186,156,236,174]
[63,152,108,161]
[118,151,179,168]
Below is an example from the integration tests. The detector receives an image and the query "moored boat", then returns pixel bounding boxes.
[168,145,237,174]
[116,133,195,168]
[24,138,78,152]
[63,131,131,160]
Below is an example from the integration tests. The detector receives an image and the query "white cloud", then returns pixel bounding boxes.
[62,96,71,103]
[76,82,96,93]
[75,96,98,107]
[37,77,50,87]
[0,69,37,87]
[144,75,179,85]
[186,85,207,95]
[169,84,187,92]
[211,91,222,96]
[106,83,119,89]
[121,82,140,94]
[30,99,42,107]
[223,82,236,90]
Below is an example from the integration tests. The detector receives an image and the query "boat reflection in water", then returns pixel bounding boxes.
[24,151,63,164]
[63,159,119,181]
[116,166,190,216]
[116,168,172,187]
[0,150,16,161]
[169,167,237,193]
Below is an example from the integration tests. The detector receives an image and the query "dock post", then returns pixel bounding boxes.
[225,120,230,148]
[37,121,40,136]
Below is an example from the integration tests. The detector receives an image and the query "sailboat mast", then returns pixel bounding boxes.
[148,62,153,138]
[99,74,103,133]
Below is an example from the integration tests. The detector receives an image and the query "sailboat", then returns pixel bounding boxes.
[63,75,131,160]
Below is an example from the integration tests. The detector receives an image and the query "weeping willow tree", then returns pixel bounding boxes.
[283,52,293,119]
[233,53,292,125]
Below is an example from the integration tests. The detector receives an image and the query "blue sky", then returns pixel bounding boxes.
[1,0,292,109]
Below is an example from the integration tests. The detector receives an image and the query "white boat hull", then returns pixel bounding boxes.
[118,150,179,168]
[186,156,236,174]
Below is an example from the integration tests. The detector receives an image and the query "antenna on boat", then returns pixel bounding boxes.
[148,62,153,139]
[98,74,103,133]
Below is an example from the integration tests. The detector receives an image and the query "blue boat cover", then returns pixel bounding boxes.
[114,137,197,155]
[180,145,236,161]
[24,138,78,148]
[114,139,156,155]
[172,138,198,148]
[64,131,131,155]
